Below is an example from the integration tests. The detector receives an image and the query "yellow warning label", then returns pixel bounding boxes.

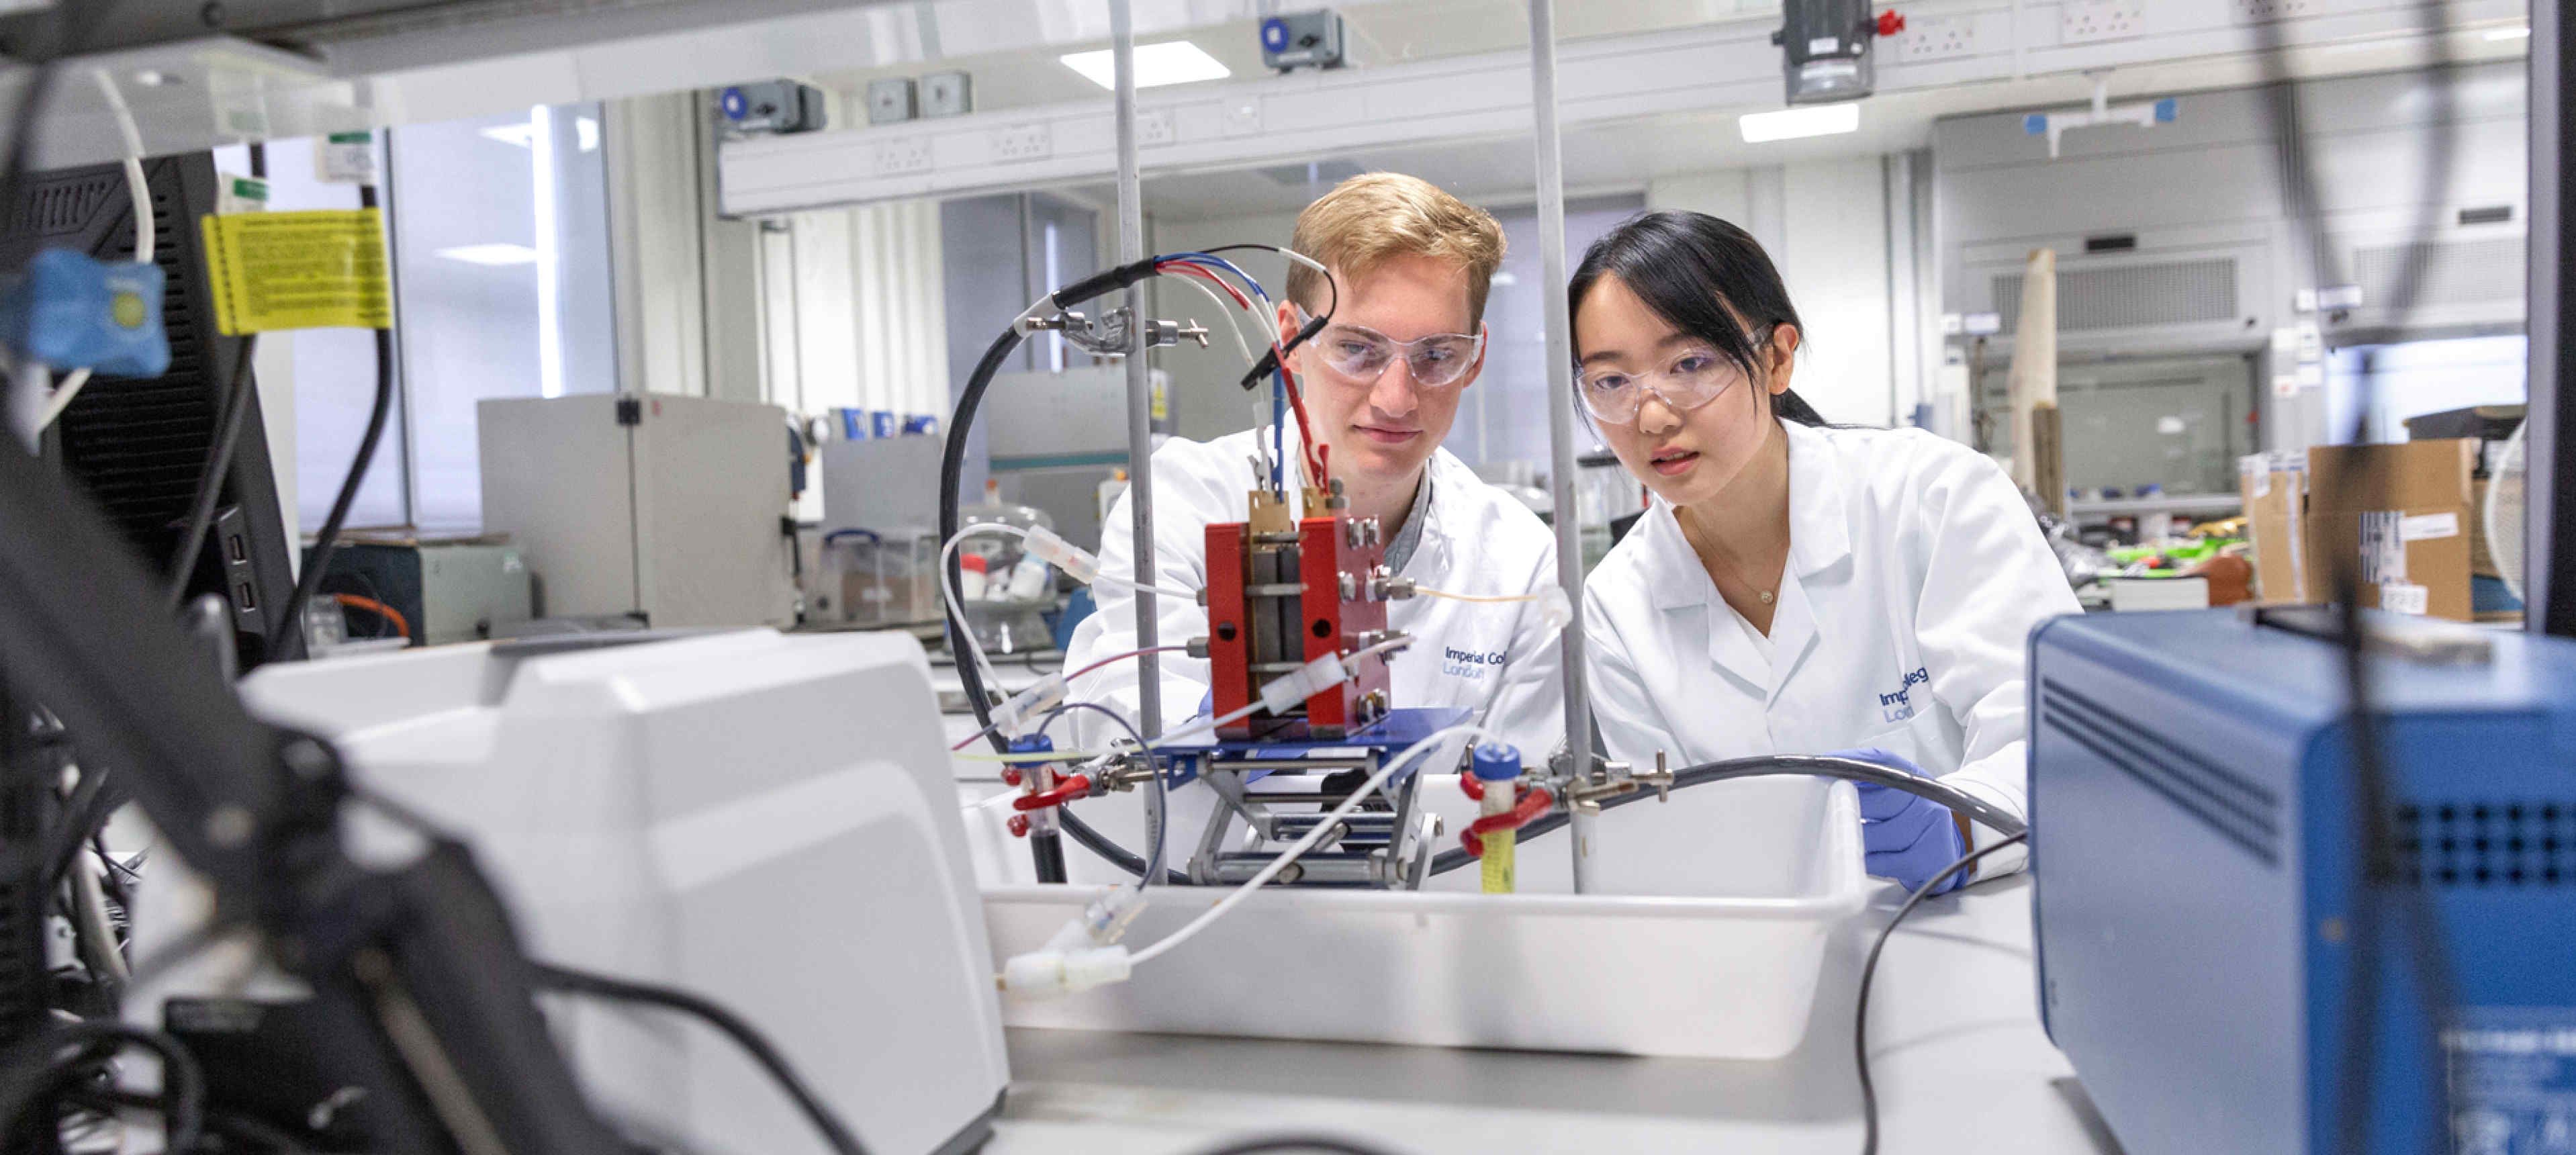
[199,210,392,334]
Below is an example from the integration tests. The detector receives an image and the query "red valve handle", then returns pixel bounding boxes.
[1011,773,1094,813]
[1876,9,1906,36]
[1459,785,1555,859]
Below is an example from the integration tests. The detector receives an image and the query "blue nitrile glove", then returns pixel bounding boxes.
[1835,747,1970,896]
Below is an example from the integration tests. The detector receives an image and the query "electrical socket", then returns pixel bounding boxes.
[1138,109,1177,148]
[2060,0,2146,44]
[1896,15,1977,62]
[991,123,1052,163]
[874,136,933,176]
[2232,0,2320,21]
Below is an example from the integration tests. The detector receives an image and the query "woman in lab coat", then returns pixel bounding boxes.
[1571,212,2080,892]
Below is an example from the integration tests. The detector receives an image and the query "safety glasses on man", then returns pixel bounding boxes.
[1575,337,1761,426]
[1296,306,1485,389]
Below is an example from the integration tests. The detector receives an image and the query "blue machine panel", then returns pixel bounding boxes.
[2031,610,2576,1155]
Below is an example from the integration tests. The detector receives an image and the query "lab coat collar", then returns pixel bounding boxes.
[1639,420,1850,610]
[1782,420,1853,578]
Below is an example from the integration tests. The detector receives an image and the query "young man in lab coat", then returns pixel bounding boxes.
[1060,174,1566,870]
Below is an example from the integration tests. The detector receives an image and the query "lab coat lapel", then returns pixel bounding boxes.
[1765,571,1819,706]
[1639,500,1770,693]
[1769,424,1849,702]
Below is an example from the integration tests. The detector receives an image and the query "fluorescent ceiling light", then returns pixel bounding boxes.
[436,243,540,266]
[2485,26,2532,40]
[1060,41,1231,90]
[1739,103,1860,143]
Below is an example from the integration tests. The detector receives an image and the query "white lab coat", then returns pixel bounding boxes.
[1067,426,1567,758]
[1582,421,2080,877]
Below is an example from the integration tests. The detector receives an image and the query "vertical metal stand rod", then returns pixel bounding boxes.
[2533,0,2573,637]
[1112,0,1162,736]
[1569,802,1598,894]
[1528,0,1594,890]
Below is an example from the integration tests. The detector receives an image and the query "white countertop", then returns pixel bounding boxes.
[940,670,2112,1155]
[975,879,2111,1155]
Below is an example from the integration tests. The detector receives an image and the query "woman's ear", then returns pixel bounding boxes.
[1765,324,1801,395]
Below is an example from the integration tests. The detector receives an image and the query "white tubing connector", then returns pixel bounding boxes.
[1258,652,1349,714]
[1000,944,1134,999]
[1020,524,1100,586]
[1536,586,1573,633]
[988,672,1068,737]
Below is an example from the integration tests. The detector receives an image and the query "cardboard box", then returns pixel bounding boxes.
[2301,439,2479,622]
[2239,451,2310,605]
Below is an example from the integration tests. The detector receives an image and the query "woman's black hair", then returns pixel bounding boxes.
[1567,210,1829,427]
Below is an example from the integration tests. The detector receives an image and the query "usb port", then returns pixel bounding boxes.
[226,533,246,563]
[236,582,256,610]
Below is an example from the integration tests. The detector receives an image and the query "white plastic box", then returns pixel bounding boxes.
[979,775,1868,1059]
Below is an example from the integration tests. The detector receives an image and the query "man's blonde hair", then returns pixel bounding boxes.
[1286,173,1508,326]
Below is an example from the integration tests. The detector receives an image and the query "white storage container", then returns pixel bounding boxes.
[981,776,1867,1059]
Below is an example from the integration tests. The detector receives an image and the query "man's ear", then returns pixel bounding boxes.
[1455,322,1491,391]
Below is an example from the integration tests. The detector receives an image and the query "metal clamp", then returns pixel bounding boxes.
[1029,308,1209,356]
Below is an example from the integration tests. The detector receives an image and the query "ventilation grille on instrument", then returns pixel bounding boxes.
[2040,679,2284,866]
[54,161,223,555]
[2350,238,2527,311]
[2397,802,2576,888]
[2,173,121,240]
[1995,258,2240,334]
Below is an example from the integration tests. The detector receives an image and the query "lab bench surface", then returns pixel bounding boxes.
[980,878,2118,1155]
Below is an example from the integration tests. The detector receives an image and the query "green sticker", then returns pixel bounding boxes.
[327,131,373,144]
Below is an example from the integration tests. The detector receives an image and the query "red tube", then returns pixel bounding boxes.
[1459,776,1485,802]
[1459,785,1553,858]
[1011,773,1094,813]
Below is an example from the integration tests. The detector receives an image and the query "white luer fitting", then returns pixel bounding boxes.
[1020,524,1099,586]
[999,945,1133,999]
[1259,652,1350,714]
[1536,586,1573,634]
[987,673,1068,737]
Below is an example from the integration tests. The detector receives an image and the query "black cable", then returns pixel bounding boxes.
[526,961,868,1155]
[159,145,273,611]
[2242,9,2465,1151]
[65,1086,316,1153]
[1183,1135,1399,1155]
[0,1020,204,1154]
[1037,700,1169,886]
[161,334,260,612]
[1427,754,2027,878]
[1855,833,2029,1155]
[38,765,112,892]
[1194,243,1340,388]
[269,228,395,659]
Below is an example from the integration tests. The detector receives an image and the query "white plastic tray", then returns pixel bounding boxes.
[980,776,1867,1059]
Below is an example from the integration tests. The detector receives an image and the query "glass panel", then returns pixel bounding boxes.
[2326,335,2529,445]
[387,103,616,533]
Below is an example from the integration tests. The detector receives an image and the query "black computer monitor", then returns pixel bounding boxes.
[1,152,296,669]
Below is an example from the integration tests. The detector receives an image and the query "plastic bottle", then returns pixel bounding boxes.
[1472,743,1522,894]
[958,552,989,601]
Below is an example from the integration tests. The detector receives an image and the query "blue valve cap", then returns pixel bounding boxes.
[1469,742,1522,782]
